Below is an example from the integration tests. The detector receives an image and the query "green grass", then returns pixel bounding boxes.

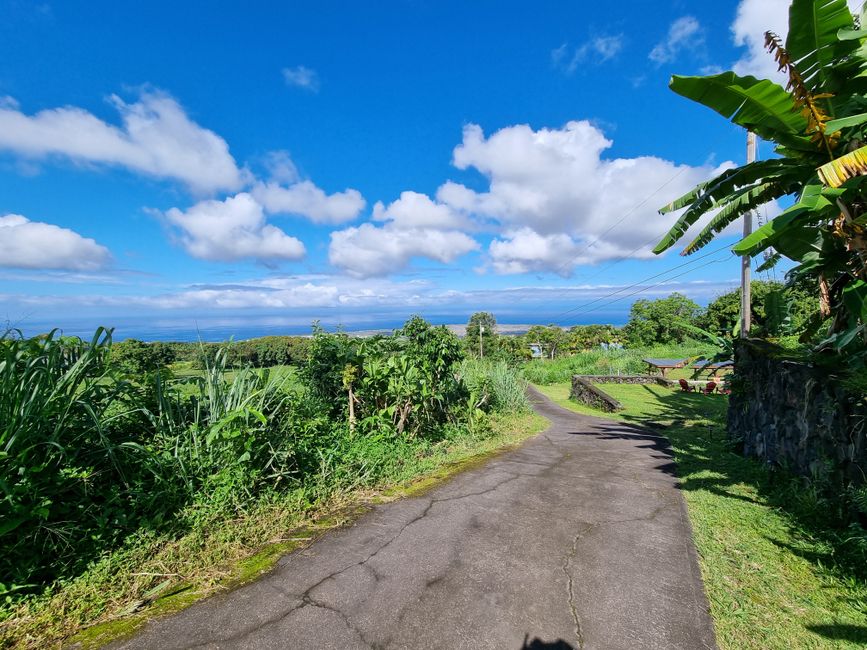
[522,342,715,385]
[534,382,867,649]
[0,410,546,649]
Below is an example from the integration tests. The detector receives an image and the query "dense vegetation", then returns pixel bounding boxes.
[0,318,534,646]
[654,0,867,372]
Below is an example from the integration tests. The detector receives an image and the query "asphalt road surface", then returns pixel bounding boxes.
[107,386,717,650]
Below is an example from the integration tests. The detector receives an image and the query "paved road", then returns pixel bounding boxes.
[108,387,717,650]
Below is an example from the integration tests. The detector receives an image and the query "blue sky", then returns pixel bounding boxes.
[0,0,828,339]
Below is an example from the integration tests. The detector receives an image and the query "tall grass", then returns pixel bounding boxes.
[521,342,713,385]
[1,323,532,635]
[0,328,148,595]
[460,359,530,413]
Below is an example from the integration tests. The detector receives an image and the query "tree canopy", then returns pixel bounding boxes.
[623,293,702,347]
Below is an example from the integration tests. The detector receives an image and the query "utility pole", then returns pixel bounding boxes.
[479,325,485,359]
[741,131,756,338]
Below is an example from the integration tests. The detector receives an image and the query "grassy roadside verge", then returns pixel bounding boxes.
[533,382,867,649]
[1,410,546,649]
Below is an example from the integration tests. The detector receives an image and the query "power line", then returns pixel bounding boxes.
[555,166,690,276]
[572,253,734,318]
[572,231,672,286]
[548,242,733,324]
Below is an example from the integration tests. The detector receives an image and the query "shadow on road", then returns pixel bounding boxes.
[557,383,867,643]
[520,634,575,649]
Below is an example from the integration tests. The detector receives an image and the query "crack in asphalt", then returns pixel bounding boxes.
[120,387,717,650]
[559,501,673,650]
[562,523,594,649]
[302,596,381,649]
[192,470,525,647]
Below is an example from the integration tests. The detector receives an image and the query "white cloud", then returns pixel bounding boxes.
[252,180,365,224]
[143,283,339,310]
[164,193,305,263]
[552,35,624,74]
[0,91,244,194]
[0,276,743,322]
[437,121,728,275]
[282,65,320,92]
[649,16,702,65]
[488,229,581,275]
[731,0,861,79]
[329,222,479,277]
[371,191,469,230]
[262,150,300,184]
[328,189,480,277]
[0,214,112,271]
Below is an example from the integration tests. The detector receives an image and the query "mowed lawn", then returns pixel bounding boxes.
[534,381,867,649]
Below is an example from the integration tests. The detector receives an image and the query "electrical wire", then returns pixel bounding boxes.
[568,253,734,319]
[548,242,733,324]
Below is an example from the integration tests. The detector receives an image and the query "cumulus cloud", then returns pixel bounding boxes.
[732,0,861,79]
[649,16,702,65]
[164,193,305,263]
[552,35,624,73]
[437,121,727,275]
[0,214,112,271]
[488,229,581,275]
[282,65,320,92]
[327,189,479,277]
[0,91,244,194]
[252,180,365,224]
[371,191,469,230]
[329,222,479,278]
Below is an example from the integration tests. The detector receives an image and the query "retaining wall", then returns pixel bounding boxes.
[569,376,624,412]
[727,339,866,484]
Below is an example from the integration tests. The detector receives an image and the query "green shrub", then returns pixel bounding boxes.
[1,317,536,608]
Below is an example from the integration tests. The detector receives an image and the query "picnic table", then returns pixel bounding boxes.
[690,360,734,377]
[643,358,688,377]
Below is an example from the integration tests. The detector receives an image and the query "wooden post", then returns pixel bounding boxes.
[741,131,756,337]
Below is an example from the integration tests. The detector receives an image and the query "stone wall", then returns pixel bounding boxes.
[570,376,623,412]
[728,339,866,484]
[575,375,671,386]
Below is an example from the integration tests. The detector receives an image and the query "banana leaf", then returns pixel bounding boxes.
[682,182,783,255]
[655,159,803,254]
[669,73,812,151]
[816,143,867,186]
[786,0,857,94]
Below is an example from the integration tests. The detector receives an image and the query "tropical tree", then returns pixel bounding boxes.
[623,293,702,346]
[698,280,819,338]
[466,312,498,357]
[567,324,621,351]
[654,0,867,364]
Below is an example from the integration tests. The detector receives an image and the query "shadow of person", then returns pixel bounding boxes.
[520,634,575,649]
[806,624,867,644]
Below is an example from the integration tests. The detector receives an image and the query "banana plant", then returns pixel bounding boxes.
[655,0,867,362]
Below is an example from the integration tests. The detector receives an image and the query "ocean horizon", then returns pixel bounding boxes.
[5,311,631,343]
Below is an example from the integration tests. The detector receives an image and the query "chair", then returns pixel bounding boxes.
[678,378,694,392]
[704,381,717,395]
